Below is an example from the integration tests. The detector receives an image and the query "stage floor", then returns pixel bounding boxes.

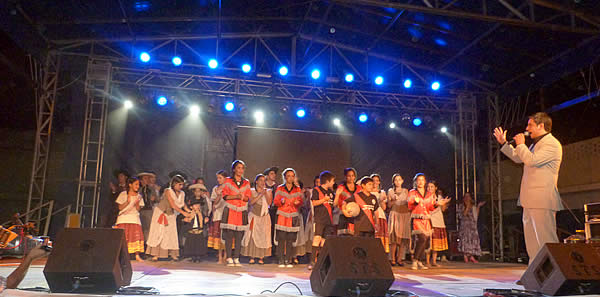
[0,258,531,296]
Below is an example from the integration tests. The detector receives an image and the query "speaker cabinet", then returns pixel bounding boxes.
[43,228,132,293]
[520,243,600,296]
[310,236,394,296]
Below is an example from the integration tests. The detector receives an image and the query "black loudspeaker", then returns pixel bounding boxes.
[43,228,132,293]
[310,236,394,297]
[520,243,600,296]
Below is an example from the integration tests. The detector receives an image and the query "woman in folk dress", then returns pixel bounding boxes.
[146,175,193,261]
[241,174,272,264]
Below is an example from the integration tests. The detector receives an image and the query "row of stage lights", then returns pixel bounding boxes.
[124,97,448,132]
[138,52,442,91]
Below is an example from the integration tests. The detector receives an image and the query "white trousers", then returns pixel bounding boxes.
[522,208,559,263]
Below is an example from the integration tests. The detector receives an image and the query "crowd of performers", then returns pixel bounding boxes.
[104,160,485,270]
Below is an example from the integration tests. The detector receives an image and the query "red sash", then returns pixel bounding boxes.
[316,188,333,224]
[353,193,375,228]
[158,213,168,226]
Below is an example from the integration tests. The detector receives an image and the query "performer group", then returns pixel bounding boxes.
[105,160,486,270]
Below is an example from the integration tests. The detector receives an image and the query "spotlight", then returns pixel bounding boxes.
[208,59,218,69]
[224,102,235,112]
[358,113,368,123]
[311,69,321,80]
[441,126,448,133]
[333,118,341,127]
[156,96,167,106]
[172,56,182,66]
[401,113,411,125]
[139,52,150,63]
[242,63,251,73]
[190,105,200,116]
[279,66,289,76]
[296,108,306,118]
[389,122,396,129]
[124,100,134,109]
[404,79,412,88]
[431,81,441,91]
[374,76,384,85]
[345,73,354,83]
[412,117,423,127]
[254,110,265,123]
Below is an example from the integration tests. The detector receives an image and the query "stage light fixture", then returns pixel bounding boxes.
[279,66,289,76]
[333,118,341,127]
[172,56,182,66]
[254,110,265,123]
[190,105,200,116]
[374,76,384,85]
[124,100,134,109]
[139,52,150,63]
[208,59,218,69]
[157,96,167,106]
[431,81,441,91]
[242,64,251,73]
[311,69,321,80]
[358,113,368,123]
[404,79,412,88]
[224,102,235,112]
[296,108,306,118]
[345,73,354,83]
[389,122,396,129]
[441,126,448,133]
[413,117,423,127]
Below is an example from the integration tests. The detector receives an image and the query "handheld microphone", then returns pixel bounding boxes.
[508,131,530,145]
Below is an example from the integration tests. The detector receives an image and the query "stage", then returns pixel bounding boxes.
[0,258,531,296]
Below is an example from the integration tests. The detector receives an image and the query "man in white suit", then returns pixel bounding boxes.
[493,112,563,263]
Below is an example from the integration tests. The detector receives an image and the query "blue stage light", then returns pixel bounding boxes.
[157,96,167,106]
[279,66,289,76]
[172,56,182,66]
[139,52,150,63]
[296,108,306,118]
[358,113,368,123]
[404,79,412,88]
[431,81,441,91]
[208,59,218,69]
[224,102,235,112]
[413,117,423,126]
[374,76,384,85]
[242,64,251,73]
[311,69,321,80]
[345,73,354,83]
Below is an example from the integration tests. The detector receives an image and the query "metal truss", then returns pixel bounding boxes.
[76,59,112,228]
[454,93,478,205]
[487,94,503,261]
[342,0,600,34]
[487,92,532,261]
[53,32,494,93]
[25,51,60,225]
[110,66,462,113]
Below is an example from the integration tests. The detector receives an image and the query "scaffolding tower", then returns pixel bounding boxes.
[25,52,60,226]
[75,59,112,227]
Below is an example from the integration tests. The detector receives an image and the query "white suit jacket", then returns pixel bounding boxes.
[500,133,563,211]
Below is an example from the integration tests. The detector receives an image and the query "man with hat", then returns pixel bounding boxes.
[182,182,212,262]
[138,171,158,244]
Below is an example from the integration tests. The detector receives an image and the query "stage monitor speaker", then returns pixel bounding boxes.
[520,243,600,296]
[43,228,132,293]
[310,236,394,297]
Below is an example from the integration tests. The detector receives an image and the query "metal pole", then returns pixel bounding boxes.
[43,200,54,236]
[472,96,477,201]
